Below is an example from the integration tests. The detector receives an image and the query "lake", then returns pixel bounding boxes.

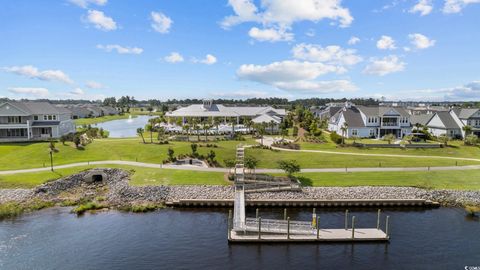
[93,115,155,138]
[0,207,479,269]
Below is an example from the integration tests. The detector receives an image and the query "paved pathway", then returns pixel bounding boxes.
[0,160,479,175]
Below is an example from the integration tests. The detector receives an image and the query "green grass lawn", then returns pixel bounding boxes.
[0,136,478,172]
[0,165,227,189]
[294,170,480,190]
[299,136,480,159]
[74,114,136,126]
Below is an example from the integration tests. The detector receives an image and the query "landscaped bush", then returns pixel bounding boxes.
[272,141,300,150]
[464,134,478,146]
[329,131,343,144]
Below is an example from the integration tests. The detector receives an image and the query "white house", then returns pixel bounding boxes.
[0,101,76,142]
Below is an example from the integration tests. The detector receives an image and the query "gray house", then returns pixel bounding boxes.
[425,111,464,139]
[0,101,76,142]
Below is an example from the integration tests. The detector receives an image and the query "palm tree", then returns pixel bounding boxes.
[256,123,266,145]
[463,125,473,136]
[192,118,200,141]
[145,123,154,143]
[202,122,210,141]
[269,120,275,134]
[182,124,190,141]
[137,128,146,144]
[213,117,221,136]
[245,119,253,134]
[340,122,348,144]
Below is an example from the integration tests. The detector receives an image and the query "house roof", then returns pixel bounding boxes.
[166,104,285,118]
[452,108,479,119]
[252,114,281,124]
[411,114,434,126]
[331,107,365,128]
[4,101,65,115]
[356,106,409,117]
[428,112,461,129]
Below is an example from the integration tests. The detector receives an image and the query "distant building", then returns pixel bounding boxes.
[0,101,76,142]
[165,100,286,126]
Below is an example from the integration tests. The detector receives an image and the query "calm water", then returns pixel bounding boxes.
[0,207,479,269]
[94,115,154,138]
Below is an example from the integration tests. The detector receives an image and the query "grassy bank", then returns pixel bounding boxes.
[0,165,227,189]
[74,114,135,126]
[294,169,480,190]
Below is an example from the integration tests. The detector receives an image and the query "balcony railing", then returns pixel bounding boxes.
[381,122,399,127]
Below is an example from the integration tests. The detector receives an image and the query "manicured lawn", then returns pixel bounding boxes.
[74,114,135,126]
[0,139,249,171]
[248,148,479,168]
[294,170,480,190]
[299,138,480,159]
[0,136,479,172]
[0,165,227,188]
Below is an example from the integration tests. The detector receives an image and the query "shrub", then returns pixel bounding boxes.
[277,160,301,177]
[292,126,299,137]
[330,131,343,144]
[465,134,478,146]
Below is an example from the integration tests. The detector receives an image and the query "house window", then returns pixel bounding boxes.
[352,129,358,136]
[52,115,57,120]
[33,115,38,121]
[48,115,53,120]
[44,115,48,121]
[369,129,375,137]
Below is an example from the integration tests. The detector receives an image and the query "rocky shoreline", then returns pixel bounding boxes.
[1,168,479,209]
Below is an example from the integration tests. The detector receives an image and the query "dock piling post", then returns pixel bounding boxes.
[316,216,320,239]
[351,216,356,239]
[287,217,290,240]
[284,208,287,220]
[385,216,390,238]
[377,209,381,230]
[228,210,232,240]
[258,217,262,240]
[345,209,349,230]
[256,208,259,219]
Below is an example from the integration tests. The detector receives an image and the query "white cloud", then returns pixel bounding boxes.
[150,11,172,34]
[3,65,73,84]
[85,9,117,31]
[194,54,217,65]
[96,44,143,54]
[376,35,396,50]
[378,81,480,101]
[408,33,436,49]
[69,88,85,95]
[363,55,405,76]
[8,87,50,97]
[70,0,107,8]
[410,0,433,15]
[85,81,104,89]
[292,43,362,67]
[164,52,184,63]
[221,0,353,41]
[236,60,355,93]
[347,36,360,45]
[248,27,294,42]
[443,0,480,13]
[273,80,357,92]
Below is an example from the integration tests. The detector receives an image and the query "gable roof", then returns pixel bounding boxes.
[333,107,365,128]
[1,101,64,115]
[411,114,434,126]
[252,114,281,124]
[428,111,461,129]
[356,106,409,117]
[452,108,479,119]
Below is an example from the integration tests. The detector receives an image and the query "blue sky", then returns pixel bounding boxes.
[1,0,479,101]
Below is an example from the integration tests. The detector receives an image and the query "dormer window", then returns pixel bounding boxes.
[33,115,38,121]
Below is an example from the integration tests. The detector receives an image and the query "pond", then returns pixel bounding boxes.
[0,207,479,269]
[93,115,155,138]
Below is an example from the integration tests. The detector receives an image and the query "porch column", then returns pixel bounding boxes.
[26,120,31,140]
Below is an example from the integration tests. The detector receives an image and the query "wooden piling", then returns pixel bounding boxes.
[377,209,381,229]
[345,209,349,230]
[287,217,290,240]
[258,217,262,240]
[351,216,356,239]
[316,216,320,239]
[228,210,232,240]
[284,208,287,220]
[256,208,259,219]
[385,216,390,237]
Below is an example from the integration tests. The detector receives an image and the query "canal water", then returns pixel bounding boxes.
[0,207,478,269]
[93,115,155,138]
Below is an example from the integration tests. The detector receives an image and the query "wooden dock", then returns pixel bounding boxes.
[229,228,389,242]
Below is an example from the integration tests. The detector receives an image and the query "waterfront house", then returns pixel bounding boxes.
[451,108,480,136]
[0,101,76,142]
[424,111,464,139]
[327,102,412,138]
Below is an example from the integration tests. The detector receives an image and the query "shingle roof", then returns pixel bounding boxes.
[429,112,461,129]
[252,114,281,124]
[6,101,63,115]
[356,106,409,117]
[166,104,285,118]
[411,114,434,126]
[341,107,365,127]
[452,108,479,119]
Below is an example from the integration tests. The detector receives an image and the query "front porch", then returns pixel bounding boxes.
[0,127,53,142]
